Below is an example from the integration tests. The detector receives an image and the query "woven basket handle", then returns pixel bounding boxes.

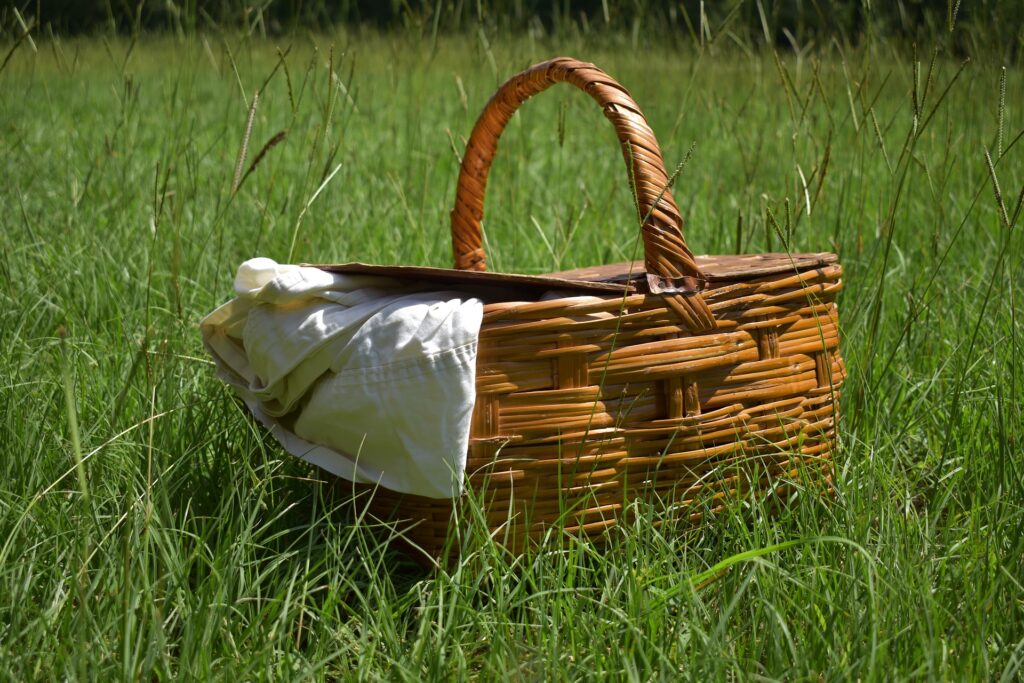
[450,57,715,331]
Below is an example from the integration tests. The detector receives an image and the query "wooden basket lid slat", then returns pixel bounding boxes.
[309,252,839,296]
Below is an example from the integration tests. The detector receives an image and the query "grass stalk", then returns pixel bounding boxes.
[58,326,90,504]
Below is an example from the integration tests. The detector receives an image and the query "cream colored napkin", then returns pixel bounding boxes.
[201,258,482,499]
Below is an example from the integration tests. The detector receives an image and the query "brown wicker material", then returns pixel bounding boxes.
[350,57,844,558]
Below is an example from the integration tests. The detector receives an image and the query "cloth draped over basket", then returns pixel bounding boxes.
[201,257,483,499]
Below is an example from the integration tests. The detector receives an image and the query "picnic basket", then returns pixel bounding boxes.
[335,57,844,558]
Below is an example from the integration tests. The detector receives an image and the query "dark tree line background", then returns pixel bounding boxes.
[2,0,1021,58]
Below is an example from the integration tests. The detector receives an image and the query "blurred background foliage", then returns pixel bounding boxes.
[2,0,1022,61]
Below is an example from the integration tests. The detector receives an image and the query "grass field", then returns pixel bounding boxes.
[1,21,1022,680]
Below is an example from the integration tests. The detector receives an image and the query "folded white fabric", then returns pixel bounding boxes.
[201,257,483,499]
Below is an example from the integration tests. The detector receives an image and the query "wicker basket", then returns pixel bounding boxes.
[339,57,844,558]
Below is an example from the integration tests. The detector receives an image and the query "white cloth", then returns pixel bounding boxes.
[200,258,483,499]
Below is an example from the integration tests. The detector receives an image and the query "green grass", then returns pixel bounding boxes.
[1,22,1022,681]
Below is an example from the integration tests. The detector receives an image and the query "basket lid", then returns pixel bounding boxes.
[308,252,837,295]
[306,262,636,294]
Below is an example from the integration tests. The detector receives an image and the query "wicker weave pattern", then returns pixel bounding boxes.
[355,58,844,558]
[362,265,843,554]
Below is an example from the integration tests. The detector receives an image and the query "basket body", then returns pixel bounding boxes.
[358,255,844,557]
